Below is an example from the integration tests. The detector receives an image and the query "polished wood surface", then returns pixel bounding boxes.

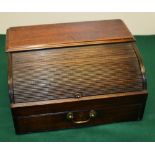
[11,91,147,109]
[12,91,147,134]
[11,43,143,104]
[6,19,148,134]
[6,19,134,52]
[12,90,147,134]
[15,104,143,134]
[12,91,147,116]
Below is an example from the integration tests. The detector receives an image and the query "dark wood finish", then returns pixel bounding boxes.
[15,104,144,134]
[6,19,148,134]
[12,91,147,116]
[11,90,147,134]
[6,19,134,52]
[11,43,143,104]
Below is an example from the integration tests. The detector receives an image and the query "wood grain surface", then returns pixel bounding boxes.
[6,19,134,52]
[12,91,147,134]
[11,43,143,104]
[6,19,147,134]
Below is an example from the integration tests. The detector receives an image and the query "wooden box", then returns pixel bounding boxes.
[6,19,148,134]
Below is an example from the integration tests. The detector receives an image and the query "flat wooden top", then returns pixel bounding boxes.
[6,19,134,52]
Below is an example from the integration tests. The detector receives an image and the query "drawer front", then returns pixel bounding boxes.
[14,104,143,134]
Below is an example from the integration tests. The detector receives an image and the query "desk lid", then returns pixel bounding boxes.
[6,19,134,52]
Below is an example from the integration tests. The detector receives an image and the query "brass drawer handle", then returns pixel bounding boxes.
[66,110,96,124]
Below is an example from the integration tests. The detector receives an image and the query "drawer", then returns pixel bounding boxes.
[14,104,143,134]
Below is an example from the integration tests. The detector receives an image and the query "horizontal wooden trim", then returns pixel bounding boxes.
[6,38,135,52]
[11,90,147,108]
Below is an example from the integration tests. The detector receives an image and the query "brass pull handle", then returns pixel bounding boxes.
[66,110,96,124]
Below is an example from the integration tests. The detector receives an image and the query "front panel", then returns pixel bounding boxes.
[11,43,143,104]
